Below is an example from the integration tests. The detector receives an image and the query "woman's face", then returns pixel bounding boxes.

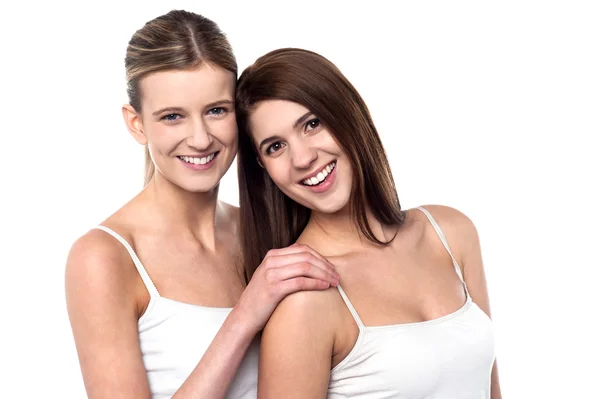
[129,64,237,193]
[248,100,353,214]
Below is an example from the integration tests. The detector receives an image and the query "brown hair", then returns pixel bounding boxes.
[124,10,237,185]
[236,48,406,281]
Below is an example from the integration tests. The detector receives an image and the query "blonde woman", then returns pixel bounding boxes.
[65,12,338,399]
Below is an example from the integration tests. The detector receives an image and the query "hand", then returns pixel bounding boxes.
[235,244,339,333]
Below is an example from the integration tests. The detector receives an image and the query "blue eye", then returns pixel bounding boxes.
[208,107,226,116]
[161,113,181,122]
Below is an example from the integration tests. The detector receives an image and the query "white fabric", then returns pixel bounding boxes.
[327,208,495,398]
[95,226,259,399]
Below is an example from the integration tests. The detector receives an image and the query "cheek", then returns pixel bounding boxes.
[324,134,343,153]
[212,117,238,145]
[146,125,180,151]
[264,160,292,187]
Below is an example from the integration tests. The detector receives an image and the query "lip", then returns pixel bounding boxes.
[298,161,336,183]
[178,151,218,158]
[300,164,337,194]
[178,151,219,171]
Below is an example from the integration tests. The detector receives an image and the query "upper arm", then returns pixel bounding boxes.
[420,205,492,316]
[258,290,336,399]
[65,231,151,398]
[421,205,502,397]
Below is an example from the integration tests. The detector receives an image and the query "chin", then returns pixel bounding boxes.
[167,176,221,194]
[294,195,348,214]
[313,201,349,214]
[287,187,351,215]
[189,178,222,193]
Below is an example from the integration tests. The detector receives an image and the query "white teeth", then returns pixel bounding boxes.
[302,161,336,186]
[180,153,215,165]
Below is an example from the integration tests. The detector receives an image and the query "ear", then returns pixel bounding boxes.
[122,104,147,145]
[255,155,264,168]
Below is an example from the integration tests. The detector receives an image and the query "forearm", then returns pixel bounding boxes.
[173,308,257,399]
[490,360,502,399]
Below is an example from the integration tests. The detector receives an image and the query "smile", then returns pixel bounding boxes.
[177,153,217,165]
[301,161,336,186]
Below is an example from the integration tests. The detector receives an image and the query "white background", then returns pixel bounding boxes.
[1,1,598,397]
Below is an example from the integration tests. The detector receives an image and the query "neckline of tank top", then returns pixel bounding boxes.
[356,295,475,331]
[153,295,235,312]
[147,291,476,320]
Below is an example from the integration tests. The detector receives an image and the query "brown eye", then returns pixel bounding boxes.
[266,142,285,155]
[305,118,321,132]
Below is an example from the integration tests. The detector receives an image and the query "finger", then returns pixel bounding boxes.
[278,277,331,296]
[268,253,339,280]
[271,262,339,286]
[289,244,333,268]
[267,244,335,269]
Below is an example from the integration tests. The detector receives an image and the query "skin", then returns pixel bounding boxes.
[65,66,339,399]
[248,99,502,399]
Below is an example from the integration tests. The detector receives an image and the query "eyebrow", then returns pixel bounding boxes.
[206,99,234,109]
[258,111,314,151]
[152,106,185,116]
[151,100,234,116]
[293,111,313,129]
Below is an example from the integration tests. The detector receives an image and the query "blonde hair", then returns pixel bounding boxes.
[124,10,237,185]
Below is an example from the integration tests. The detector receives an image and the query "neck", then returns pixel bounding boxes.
[142,172,223,248]
[300,206,389,256]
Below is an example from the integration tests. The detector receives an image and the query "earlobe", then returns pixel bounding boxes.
[122,104,147,145]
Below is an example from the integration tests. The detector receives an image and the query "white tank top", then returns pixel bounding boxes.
[327,207,496,398]
[95,226,259,399]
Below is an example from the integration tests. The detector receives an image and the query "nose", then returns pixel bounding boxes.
[188,119,213,150]
[291,140,317,169]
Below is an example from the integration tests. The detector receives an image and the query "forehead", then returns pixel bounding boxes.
[139,64,235,112]
[249,100,310,140]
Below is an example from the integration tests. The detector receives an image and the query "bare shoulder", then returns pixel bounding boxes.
[67,228,130,274]
[272,286,339,319]
[219,200,241,229]
[259,286,339,397]
[265,287,340,335]
[219,200,240,217]
[416,204,477,229]
[65,226,151,396]
[411,204,480,264]
[65,226,138,301]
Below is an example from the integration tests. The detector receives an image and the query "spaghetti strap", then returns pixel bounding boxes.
[94,226,160,297]
[416,207,470,298]
[336,285,365,330]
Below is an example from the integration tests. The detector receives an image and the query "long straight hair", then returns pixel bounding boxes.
[124,10,237,185]
[236,48,406,282]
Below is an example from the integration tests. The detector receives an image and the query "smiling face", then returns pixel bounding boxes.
[125,64,237,193]
[248,100,353,214]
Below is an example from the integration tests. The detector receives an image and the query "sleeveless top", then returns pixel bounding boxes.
[327,207,496,398]
[95,226,259,399]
